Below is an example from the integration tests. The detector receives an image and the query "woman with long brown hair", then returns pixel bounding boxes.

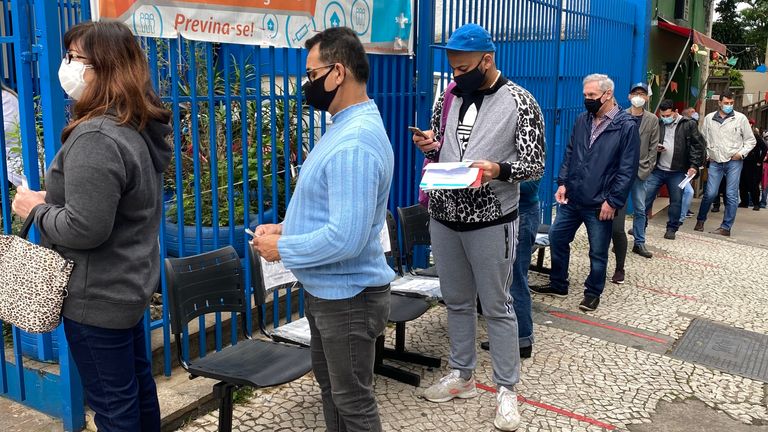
[12,20,171,431]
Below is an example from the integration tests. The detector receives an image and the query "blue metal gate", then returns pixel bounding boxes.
[0,0,647,430]
[428,0,647,223]
[0,1,88,431]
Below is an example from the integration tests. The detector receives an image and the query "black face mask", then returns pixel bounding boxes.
[454,59,487,93]
[584,92,606,115]
[302,67,339,112]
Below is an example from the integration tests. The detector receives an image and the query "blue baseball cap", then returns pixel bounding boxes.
[630,82,649,93]
[433,24,496,52]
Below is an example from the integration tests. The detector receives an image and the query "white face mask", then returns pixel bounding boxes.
[58,59,92,100]
[630,95,646,108]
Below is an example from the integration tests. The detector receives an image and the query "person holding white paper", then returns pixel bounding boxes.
[639,99,705,243]
[1,84,22,185]
[411,24,545,432]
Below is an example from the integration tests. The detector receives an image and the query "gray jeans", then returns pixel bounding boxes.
[305,285,391,432]
[430,218,520,388]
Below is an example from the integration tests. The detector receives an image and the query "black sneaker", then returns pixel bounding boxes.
[520,345,532,358]
[631,244,653,258]
[610,269,625,284]
[480,341,533,359]
[579,295,600,312]
[712,206,720,213]
[685,210,694,218]
[530,284,568,298]
[664,229,676,240]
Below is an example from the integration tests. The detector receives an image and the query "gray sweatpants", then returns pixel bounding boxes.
[430,218,520,388]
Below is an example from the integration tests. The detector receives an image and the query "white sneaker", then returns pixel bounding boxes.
[494,386,521,431]
[422,370,478,403]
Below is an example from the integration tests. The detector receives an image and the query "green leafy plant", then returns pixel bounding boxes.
[163,46,311,227]
[728,68,744,88]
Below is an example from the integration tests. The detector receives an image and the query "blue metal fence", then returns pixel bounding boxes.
[0,1,87,431]
[0,0,645,430]
[431,0,643,223]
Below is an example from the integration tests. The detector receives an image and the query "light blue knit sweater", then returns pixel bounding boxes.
[278,100,395,299]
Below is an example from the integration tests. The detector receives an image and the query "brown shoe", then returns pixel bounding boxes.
[694,221,704,232]
[710,228,731,237]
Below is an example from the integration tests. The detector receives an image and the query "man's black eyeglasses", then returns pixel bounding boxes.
[305,64,336,83]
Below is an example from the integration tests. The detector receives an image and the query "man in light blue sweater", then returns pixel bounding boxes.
[251,27,394,432]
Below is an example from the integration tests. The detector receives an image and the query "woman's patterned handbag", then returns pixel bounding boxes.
[0,208,73,333]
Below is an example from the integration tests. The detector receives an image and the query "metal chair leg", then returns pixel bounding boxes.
[213,382,236,432]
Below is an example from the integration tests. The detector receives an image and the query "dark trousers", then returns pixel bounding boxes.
[305,286,390,432]
[611,205,628,272]
[713,180,727,208]
[740,163,762,207]
[644,169,686,232]
[63,317,160,432]
[549,204,613,298]
[511,203,539,348]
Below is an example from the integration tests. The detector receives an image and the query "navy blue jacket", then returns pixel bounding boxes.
[557,108,640,209]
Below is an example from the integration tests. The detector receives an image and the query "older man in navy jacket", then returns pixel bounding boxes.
[531,74,639,312]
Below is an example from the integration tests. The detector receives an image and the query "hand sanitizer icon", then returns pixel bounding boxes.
[330,12,340,28]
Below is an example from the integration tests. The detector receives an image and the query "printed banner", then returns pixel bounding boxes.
[91,0,414,54]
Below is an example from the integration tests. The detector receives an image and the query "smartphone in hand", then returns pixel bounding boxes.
[408,126,429,139]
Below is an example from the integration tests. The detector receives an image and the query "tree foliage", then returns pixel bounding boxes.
[712,0,767,69]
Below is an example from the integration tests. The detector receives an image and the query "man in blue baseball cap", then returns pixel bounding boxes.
[413,23,546,432]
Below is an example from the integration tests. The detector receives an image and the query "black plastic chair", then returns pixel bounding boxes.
[375,211,441,386]
[397,204,438,277]
[530,224,551,274]
[165,246,311,432]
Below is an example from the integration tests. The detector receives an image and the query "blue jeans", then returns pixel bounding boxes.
[511,203,538,348]
[630,177,648,246]
[549,203,613,299]
[643,169,686,233]
[697,160,744,230]
[305,285,390,432]
[680,182,694,223]
[63,317,160,432]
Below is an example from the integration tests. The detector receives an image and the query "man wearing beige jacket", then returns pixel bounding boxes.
[694,90,756,236]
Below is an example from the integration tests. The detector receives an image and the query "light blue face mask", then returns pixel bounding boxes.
[691,112,699,121]
[722,104,734,114]
[662,116,675,125]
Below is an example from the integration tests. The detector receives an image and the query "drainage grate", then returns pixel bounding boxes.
[670,318,768,382]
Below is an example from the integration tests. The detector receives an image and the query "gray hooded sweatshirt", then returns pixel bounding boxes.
[34,115,172,329]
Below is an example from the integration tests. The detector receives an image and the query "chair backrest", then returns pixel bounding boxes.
[164,246,246,337]
[384,210,404,275]
[397,204,431,268]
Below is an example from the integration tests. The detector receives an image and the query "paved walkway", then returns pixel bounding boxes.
[179,203,768,432]
[4,204,768,431]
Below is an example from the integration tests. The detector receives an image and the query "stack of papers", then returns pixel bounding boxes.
[678,172,695,190]
[420,161,483,191]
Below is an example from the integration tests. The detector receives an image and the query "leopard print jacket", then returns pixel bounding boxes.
[425,80,546,224]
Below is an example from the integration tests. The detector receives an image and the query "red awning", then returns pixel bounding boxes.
[657,18,727,55]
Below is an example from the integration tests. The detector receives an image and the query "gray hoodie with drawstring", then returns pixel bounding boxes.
[33,115,172,329]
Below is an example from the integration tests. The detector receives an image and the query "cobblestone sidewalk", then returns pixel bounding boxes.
[178,222,768,432]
